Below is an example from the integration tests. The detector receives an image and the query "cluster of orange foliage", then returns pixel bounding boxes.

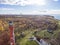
[0,31,10,45]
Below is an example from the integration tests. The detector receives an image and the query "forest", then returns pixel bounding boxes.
[0,15,60,45]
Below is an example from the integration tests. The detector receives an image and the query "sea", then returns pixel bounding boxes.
[51,14,60,20]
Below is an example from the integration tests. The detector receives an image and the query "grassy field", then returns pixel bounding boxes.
[16,29,39,45]
[15,28,60,45]
[35,29,60,38]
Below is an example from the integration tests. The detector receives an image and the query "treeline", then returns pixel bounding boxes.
[13,15,58,31]
[0,15,59,31]
[0,15,59,33]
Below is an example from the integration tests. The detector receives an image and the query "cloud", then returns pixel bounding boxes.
[0,8,14,10]
[0,0,46,6]
[0,9,60,14]
[17,0,46,6]
[0,8,20,14]
[22,10,60,14]
[0,0,19,5]
[46,10,60,14]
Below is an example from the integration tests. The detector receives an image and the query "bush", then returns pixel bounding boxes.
[0,31,10,45]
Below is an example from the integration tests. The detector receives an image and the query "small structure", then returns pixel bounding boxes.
[29,37,34,41]
[40,39,51,45]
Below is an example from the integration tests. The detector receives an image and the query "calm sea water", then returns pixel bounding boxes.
[52,14,60,20]
[41,14,60,20]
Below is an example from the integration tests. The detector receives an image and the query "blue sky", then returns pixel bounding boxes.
[0,0,60,14]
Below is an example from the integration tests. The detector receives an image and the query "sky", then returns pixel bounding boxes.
[0,0,60,14]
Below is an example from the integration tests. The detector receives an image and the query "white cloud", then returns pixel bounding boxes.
[0,0,19,5]
[17,0,46,6]
[46,10,60,14]
[0,8,14,10]
[22,10,60,14]
[0,9,60,14]
[0,0,46,6]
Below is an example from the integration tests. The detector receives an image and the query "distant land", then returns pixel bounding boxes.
[0,14,60,20]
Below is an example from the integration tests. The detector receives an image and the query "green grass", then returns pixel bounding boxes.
[35,30,52,38]
[52,29,60,38]
[25,40,39,45]
[17,29,39,45]
[35,29,60,39]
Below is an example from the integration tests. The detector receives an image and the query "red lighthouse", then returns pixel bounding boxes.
[9,21,15,45]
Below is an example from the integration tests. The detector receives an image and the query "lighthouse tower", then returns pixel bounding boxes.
[9,21,15,45]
